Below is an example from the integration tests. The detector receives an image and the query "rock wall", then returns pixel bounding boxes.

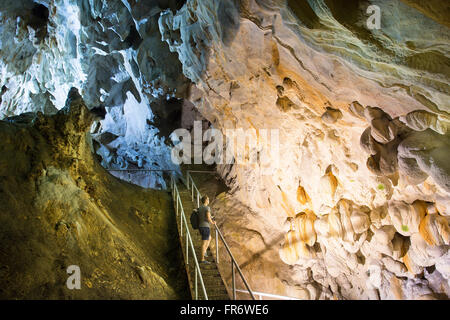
[0,0,189,189]
[160,0,450,299]
[0,88,189,299]
[0,0,448,300]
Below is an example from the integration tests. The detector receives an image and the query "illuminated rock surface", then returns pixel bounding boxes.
[160,0,450,299]
[0,89,188,299]
[0,0,449,300]
[0,0,187,188]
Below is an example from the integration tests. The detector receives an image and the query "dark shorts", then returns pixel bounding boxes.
[198,227,210,240]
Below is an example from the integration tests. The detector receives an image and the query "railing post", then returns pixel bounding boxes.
[232,261,236,300]
[215,228,219,264]
[197,192,200,208]
[195,265,198,300]
[186,173,189,190]
[180,206,183,238]
[186,229,189,265]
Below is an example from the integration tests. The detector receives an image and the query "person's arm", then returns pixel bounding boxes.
[206,210,215,225]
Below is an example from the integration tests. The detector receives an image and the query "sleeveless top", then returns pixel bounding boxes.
[198,205,210,228]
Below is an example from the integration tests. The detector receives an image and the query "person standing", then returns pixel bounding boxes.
[198,195,215,264]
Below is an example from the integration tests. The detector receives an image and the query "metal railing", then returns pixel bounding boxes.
[107,169,176,171]
[107,168,175,185]
[170,174,208,300]
[186,171,256,300]
[235,289,300,300]
[107,168,300,300]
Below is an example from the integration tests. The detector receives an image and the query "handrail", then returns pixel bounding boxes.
[185,170,217,174]
[235,289,300,300]
[107,168,177,189]
[170,174,208,300]
[186,171,256,300]
[107,169,176,172]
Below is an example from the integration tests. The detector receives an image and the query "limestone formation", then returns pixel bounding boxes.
[321,107,343,124]
[388,200,427,236]
[419,214,450,246]
[397,129,450,192]
[0,0,449,300]
[156,0,450,299]
[364,107,398,144]
[400,110,448,134]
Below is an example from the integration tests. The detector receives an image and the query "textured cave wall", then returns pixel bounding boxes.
[0,0,192,189]
[0,0,82,115]
[0,0,448,300]
[159,0,450,299]
[0,88,189,299]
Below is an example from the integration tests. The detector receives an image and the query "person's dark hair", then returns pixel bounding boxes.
[201,195,209,204]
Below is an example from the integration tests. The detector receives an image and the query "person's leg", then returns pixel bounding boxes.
[199,227,208,262]
[200,227,212,263]
[200,239,208,262]
[204,234,212,257]
[206,228,212,256]
[206,235,212,252]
